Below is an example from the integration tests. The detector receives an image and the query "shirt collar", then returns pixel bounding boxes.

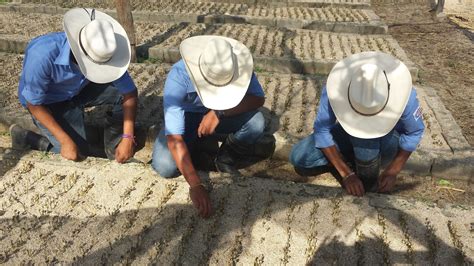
[54,40,72,66]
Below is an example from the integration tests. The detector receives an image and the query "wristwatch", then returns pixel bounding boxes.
[215,110,225,119]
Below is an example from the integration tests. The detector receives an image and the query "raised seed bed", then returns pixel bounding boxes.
[1,3,387,34]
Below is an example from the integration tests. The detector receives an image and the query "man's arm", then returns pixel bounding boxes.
[378,89,424,192]
[378,149,411,192]
[312,87,364,196]
[27,103,81,161]
[115,90,138,163]
[321,145,365,196]
[167,134,212,218]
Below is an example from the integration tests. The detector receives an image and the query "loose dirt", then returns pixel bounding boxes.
[0,0,473,263]
[371,0,474,146]
[0,138,473,264]
[0,11,178,47]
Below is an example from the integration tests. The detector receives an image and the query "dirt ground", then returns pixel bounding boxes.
[0,1,473,263]
[1,133,472,208]
[371,0,474,146]
[241,157,474,206]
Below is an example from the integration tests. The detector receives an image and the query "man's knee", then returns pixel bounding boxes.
[151,131,180,178]
[289,136,328,169]
[151,159,180,178]
[289,140,307,167]
[289,144,302,166]
[243,111,265,139]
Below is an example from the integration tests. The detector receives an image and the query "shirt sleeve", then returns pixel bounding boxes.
[245,72,265,97]
[397,88,425,152]
[313,86,337,148]
[163,66,187,136]
[112,71,137,94]
[21,51,52,105]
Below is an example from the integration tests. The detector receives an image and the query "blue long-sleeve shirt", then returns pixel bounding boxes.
[18,32,136,107]
[313,86,425,152]
[163,60,265,135]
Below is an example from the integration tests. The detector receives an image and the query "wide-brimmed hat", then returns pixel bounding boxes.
[63,8,131,84]
[179,35,253,110]
[327,51,412,139]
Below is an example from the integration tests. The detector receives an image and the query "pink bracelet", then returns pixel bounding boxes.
[121,134,136,145]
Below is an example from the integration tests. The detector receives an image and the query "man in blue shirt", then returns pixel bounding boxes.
[290,52,425,196]
[152,36,267,218]
[11,8,137,163]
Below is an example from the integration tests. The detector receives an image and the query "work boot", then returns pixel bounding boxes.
[294,165,333,177]
[215,134,253,174]
[355,155,380,192]
[192,137,219,171]
[10,124,50,151]
[253,133,276,159]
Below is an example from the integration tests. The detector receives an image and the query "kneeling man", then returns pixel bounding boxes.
[12,8,137,163]
[290,52,425,196]
[152,36,266,217]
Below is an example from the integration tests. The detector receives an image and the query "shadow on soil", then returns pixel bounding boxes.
[0,183,470,264]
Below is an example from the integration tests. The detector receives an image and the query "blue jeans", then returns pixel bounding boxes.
[31,82,124,159]
[152,110,265,178]
[290,124,399,171]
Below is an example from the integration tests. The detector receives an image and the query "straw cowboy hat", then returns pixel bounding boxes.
[180,35,254,110]
[63,8,131,84]
[327,51,412,139]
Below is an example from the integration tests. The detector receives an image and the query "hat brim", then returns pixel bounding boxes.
[327,51,412,139]
[63,8,130,84]
[179,35,253,110]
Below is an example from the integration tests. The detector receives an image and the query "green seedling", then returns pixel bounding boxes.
[254,65,265,73]
[438,179,452,187]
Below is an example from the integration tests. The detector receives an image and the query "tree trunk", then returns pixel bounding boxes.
[435,0,445,14]
[115,0,137,63]
[430,0,445,14]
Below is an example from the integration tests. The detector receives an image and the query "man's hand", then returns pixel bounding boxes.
[60,139,82,161]
[198,111,220,138]
[378,171,397,193]
[343,174,365,197]
[115,138,135,163]
[377,149,410,193]
[189,185,212,218]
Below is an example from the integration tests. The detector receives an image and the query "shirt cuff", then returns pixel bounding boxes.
[22,89,45,106]
[313,132,335,148]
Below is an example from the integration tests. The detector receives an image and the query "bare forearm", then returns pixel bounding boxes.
[384,149,411,175]
[219,95,264,117]
[27,103,71,144]
[122,91,137,135]
[321,145,353,177]
[167,135,201,187]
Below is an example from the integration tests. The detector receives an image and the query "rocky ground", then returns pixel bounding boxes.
[0,0,472,264]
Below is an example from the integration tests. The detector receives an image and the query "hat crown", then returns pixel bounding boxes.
[199,38,235,86]
[80,19,117,63]
[349,63,389,116]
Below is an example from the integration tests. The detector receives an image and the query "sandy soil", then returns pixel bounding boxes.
[0,1,473,264]
[0,135,473,264]
[0,12,178,47]
[16,0,372,22]
[371,0,474,146]
[158,23,410,62]
[240,157,474,206]
[445,0,474,31]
